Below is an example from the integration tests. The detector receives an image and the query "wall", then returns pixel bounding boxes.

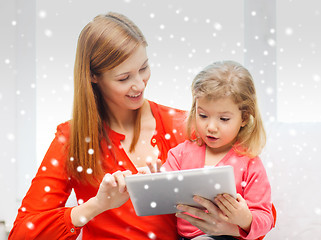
[1,0,321,239]
[0,0,37,236]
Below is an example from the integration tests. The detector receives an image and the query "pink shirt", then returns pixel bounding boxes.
[163,140,274,240]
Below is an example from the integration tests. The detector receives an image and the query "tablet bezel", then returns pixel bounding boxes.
[125,165,236,216]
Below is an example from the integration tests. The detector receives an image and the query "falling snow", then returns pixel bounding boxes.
[148,232,156,240]
[51,158,58,167]
[88,148,94,155]
[150,202,157,208]
[26,222,35,230]
[1,1,321,239]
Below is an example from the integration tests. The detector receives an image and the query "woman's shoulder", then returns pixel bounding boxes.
[55,120,71,140]
[148,100,188,128]
[148,100,187,117]
[148,100,188,142]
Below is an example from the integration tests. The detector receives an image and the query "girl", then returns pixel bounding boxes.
[153,61,275,240]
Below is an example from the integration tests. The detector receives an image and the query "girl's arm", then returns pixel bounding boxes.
[236,157,274,239]
[175,196,241,237]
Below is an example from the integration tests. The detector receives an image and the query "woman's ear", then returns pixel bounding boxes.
[91,74,99,84]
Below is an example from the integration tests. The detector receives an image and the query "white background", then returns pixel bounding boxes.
[1,0,321,239]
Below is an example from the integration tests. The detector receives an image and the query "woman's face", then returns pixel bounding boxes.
[92,44,150,112]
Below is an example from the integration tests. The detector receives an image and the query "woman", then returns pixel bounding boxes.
[9,12,238,240]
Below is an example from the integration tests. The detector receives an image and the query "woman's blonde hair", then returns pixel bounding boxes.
[68,12,147,185]
[187,60,266,158]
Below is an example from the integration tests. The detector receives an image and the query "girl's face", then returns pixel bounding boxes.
[92,44,150,112]
[195,96,245,154]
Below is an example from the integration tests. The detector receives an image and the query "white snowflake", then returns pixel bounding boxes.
[148,232,156,239]
[51,158,58,166]
[38,10,47,19]
[285,27,293,36]
[44,29,53,37]
[7,133,15,141]
[26,222,35,230]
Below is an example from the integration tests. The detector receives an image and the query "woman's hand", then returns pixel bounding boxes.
[94,170,132,212]
[71,170,132,227]
[214,193,252,233]
[146,159,163,173]
[175,195,240,236]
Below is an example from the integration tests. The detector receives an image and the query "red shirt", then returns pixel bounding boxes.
[9,101,187,240]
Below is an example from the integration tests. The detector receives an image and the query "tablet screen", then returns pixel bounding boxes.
[125,166,236,216]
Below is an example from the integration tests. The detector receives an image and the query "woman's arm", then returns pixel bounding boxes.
[8,129,81,239]
[71,170,131,227]
[9,124,132,239]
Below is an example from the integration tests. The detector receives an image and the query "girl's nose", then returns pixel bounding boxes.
[207,121,218,133]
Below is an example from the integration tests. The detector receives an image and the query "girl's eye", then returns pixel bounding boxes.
[220,117,230,122]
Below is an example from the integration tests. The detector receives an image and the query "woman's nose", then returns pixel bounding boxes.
[131,75,145,91]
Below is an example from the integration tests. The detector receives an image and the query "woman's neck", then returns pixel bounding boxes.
[108,100,147,133]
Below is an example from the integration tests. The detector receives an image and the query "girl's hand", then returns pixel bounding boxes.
[176,195,240,236]
[94,170,132,213]
[214,193,252,233]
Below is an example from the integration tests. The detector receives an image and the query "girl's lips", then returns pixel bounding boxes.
[207,135,218,141]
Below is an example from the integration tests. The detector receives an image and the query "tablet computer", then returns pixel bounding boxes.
[125,165,236,216]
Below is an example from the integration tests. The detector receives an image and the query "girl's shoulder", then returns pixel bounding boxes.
[171,140,204,155]
[229,148,265,170]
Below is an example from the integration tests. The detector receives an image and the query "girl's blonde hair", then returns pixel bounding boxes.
[187,60,266,158]
[68,12,147,185]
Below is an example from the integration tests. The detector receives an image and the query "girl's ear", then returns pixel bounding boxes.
[91,74,99,84]
[241,112,249,127]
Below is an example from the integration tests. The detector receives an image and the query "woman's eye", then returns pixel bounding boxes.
[119,76,129,81]
[140,65,148,72]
